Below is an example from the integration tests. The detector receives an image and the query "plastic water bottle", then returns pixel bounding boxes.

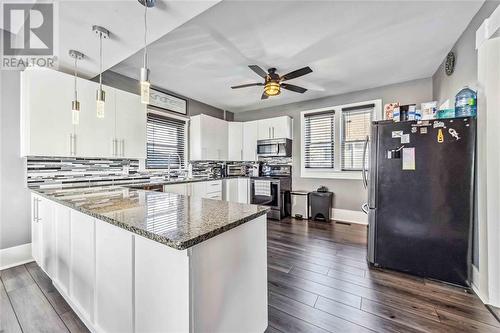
[455,86,477,117]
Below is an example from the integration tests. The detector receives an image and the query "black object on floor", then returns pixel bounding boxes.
[309,191,333,221]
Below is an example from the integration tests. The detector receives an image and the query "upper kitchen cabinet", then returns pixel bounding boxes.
[242,120,259,161]
[228,122,243,161]
[20,68,146,159]
[115,89,147,159]
[190,114,228,161]
[21,67,75,157]
[257,116,292,140]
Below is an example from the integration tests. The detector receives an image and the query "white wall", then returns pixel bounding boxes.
[0,71,31,250]
[234,78,433,211]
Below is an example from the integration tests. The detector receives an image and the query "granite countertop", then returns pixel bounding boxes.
[32,186,269,250]
[126,175,248,188]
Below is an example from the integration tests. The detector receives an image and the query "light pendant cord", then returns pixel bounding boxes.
[74,56,78,100]
[143,3,148,70]
[99,34,103,89]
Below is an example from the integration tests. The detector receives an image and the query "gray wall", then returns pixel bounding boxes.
[433,1,499,106]
[0,71,31,250]
[96,71,233,120]
[234,78,432,211]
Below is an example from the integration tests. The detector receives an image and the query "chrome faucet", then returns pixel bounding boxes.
[166,152,182,181]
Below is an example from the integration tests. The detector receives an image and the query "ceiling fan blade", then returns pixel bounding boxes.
[261,92,269,100]
[249,65,268,79]
[281,83,307,93]
[231,83,263,89]
[281,66,313,81]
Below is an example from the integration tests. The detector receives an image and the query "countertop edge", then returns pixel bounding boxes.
[31,188,270,250]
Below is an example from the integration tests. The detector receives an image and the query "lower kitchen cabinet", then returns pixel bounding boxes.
[225,178,250,204]
[54,205,71,294]
[95,222,134,333]
[69,210,95,322]
[31,194,55,276]
[164,183,191,196]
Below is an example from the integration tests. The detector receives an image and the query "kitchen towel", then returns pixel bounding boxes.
[254,180,271,196]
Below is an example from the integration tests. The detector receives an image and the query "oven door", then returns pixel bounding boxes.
[250,179,280,209]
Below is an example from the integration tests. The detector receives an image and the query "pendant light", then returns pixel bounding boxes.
[92,25,109,118]
[139,0,155,104]
[69,49,84,125]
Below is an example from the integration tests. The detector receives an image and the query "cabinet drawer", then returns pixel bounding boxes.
[205,180,222,194]
[206,193,222,200]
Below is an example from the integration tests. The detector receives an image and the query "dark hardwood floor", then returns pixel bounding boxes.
[1,218,499,332]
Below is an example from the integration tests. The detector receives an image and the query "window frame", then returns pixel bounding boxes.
[341,105,374,171]
[146,109,189,170]
[300,99,382,180]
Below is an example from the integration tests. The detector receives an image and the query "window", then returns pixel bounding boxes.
[304,110,335,169]
[300,100,381,179]
[341,104,374,171]
[146,112,187,169]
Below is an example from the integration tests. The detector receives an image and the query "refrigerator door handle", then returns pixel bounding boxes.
[361,203,368,214]
[362,135,369,189]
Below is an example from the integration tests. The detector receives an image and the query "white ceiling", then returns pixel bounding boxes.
[111,0,483,112]
[54,0,220,78]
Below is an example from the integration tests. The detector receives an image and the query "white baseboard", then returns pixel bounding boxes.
[331,208,367,225]
[472,265,489,304]
[0,243,33,270]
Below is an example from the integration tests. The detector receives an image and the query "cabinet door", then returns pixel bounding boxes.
[95,222,133,333]
[258,120,271,140]
[269,116,292,139]
[237,178,250,204]
[191,182,207,198]
[22,68,75,157]
[54,205,71,294]
[228,122,243,161]
[76,83,116,158]
[201,115,228,160]
[243,121,259,161]
[39,198,55,277]
[116,90,147,159]
[70,211,95,321]
[31,194,42,264]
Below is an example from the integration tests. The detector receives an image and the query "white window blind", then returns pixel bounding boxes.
[304,110,335,169]
[146,113,186,169]
[341,104,373,171]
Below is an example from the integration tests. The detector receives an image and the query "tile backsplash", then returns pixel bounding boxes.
[27,156,143,189]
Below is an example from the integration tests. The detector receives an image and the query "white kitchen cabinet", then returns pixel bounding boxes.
[70,210,95,322]
[21,68,75,157]
[31,193,55,276]
[164,183,190,196]
[190,114,228,161]
[224,178,250,204]
[95,221,134,333]
[243,120,259,161]
[228,122,243,161]
[21,67,146,159]
[76,81,116,158]
[190,181,207,198]
[54,204,71,294]
[115,89,147,159]
[257,116,292,140]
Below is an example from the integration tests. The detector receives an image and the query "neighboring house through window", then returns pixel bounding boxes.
[300,99,381,179]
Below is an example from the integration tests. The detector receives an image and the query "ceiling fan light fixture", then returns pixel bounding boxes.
[264,81,280,96]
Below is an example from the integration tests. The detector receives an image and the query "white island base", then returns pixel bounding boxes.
[33,195,268,333]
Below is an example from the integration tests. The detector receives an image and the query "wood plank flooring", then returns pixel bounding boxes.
[1,218,498,332]
[265,218,500,333]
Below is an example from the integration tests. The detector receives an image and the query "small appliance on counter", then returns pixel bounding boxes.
[226,164,246,176]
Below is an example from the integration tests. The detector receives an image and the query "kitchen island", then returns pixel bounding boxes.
[30,186,269,333]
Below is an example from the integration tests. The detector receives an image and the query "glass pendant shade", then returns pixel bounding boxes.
[96,89,105,118]
[72,100,80,125]
[140,80,150,104]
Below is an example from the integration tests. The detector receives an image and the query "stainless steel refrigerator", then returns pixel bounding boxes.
[364,117,476,287]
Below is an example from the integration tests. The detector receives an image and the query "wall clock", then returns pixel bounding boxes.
[445,52,455,76]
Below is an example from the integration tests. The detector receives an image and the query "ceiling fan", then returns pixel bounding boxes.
[231,65,313,100]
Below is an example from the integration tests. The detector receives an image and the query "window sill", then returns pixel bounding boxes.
[300,169,363,180]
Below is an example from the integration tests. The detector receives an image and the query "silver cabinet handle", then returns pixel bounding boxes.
[73,134,77,156]
[33,197,37,222]
[112,139,116,156]
[240,149,243,161]
[121,139,125,157]
[69,134,72,155]
[272,127,275,138]
[362,135,369,189]
[268,127,271,138]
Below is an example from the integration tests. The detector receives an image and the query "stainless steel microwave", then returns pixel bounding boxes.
[256,138,292,157]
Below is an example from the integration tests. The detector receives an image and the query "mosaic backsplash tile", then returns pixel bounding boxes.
[27,156,143,189]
